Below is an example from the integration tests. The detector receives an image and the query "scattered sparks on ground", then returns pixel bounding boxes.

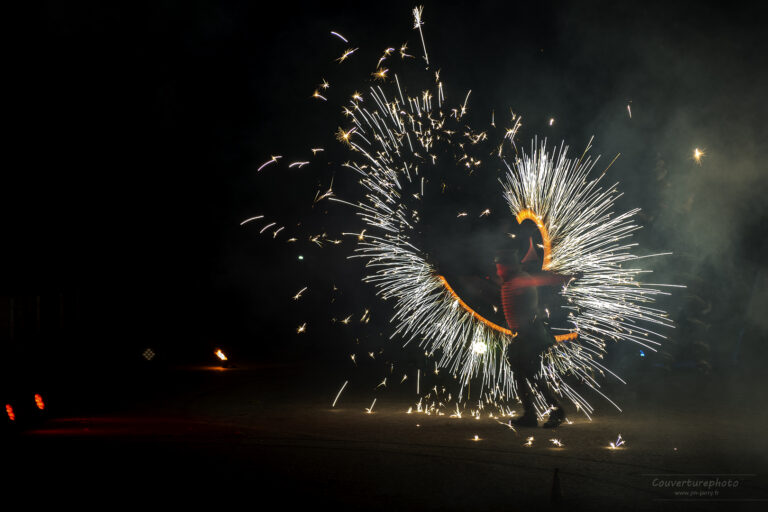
[609,433,626,449]
[550,438,563,447]
[365,398,377,414]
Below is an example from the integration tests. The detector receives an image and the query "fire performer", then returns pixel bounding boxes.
[496,237,569,428]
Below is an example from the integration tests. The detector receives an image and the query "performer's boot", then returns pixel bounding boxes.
[540,383,566,428]
[542,406,565,428]
[512,386,538,427]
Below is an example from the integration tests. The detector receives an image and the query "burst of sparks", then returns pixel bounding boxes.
[312,90,327,101]
[693,147,705,164]
[550,438,563,447]
[296,323,307,334]
[253,6,675,419]
[365,398,377,414]
[524,436,534,447]
[330,67,675,414]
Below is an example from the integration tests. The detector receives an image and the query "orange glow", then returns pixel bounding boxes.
[438,275,515,337]
[215,349,227,361]
[5,404,14,421]
[516,209,552,270]
[554,332,578,342]
[34,394,45,410]
[438,272,577,344]
[515,210,579,342]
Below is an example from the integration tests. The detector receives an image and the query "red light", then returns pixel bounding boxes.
[5,404,14,421]
[34,394,45,410]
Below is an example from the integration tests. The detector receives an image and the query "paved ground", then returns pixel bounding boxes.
[6,362,768,510]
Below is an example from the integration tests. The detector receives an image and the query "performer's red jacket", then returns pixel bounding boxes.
[496,265,567,330]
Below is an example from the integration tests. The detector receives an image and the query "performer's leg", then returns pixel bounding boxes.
[510,335,539,427]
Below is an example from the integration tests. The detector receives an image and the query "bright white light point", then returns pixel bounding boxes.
[473,435,480,441]
[549,118,555,126]
[693,147,705,164]
[215,349,227,361]
[298,255,304,260]
[472,341,487,354]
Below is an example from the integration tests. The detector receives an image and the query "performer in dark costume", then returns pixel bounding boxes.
[496,237,569,428]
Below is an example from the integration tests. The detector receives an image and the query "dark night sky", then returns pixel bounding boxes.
[3,1,767,374]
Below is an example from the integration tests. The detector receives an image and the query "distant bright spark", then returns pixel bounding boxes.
[332,381,348,407]
[330,31,348,43]
[257,155,282,172]
[240,215,263,226]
